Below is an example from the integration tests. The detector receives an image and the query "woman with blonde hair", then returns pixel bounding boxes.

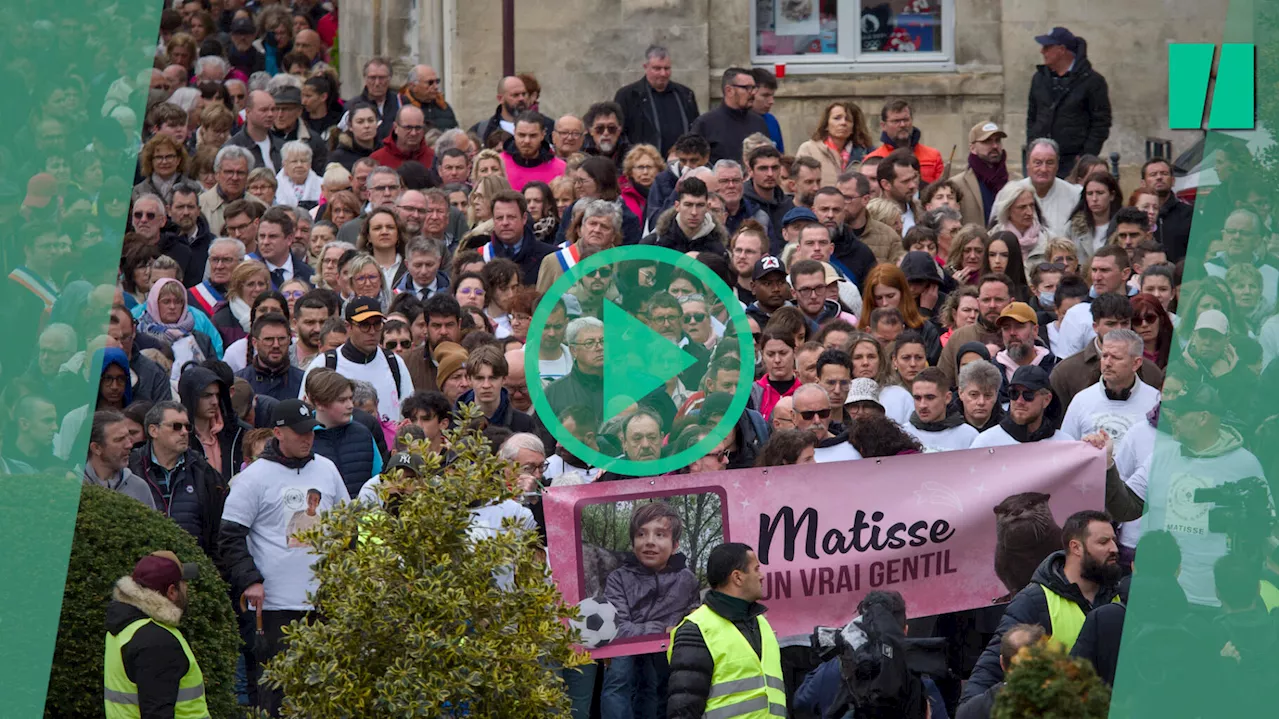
[944,224,988,286]
[857,263,942,363]
[132,133,190,204]
[321,190,361,228]
[989,183,1049,264]
[212,260,271,346]
[312,240,356,289]
[470,148,507,184]
[795,101,874,186]
[247,167,278,206]
[196,102,236,151]
[340,252,392,309]
[1043,236,1080,275]
[865,197,904,236]
[464,174,513,240]
[621,144,663,220]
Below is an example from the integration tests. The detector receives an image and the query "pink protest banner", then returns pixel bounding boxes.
[543,441,1105,659]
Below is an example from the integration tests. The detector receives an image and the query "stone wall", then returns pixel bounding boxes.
[342,0,1226,177]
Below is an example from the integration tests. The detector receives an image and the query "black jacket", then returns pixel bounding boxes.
[582,133,635,174]
[466,226,556,287]
[614,78,699,156]
[313,420,378,497]
[690,103,769,164]
[960,550,1122,704]
[348,88,402,144]
[159,215,215,288]
[1069,602,1125,685]
[555,198,643,247]
[328,135,377,172]
[742,182,789,254]
[129,442,227,556]
[178,366,249,482]
[1026,48,1111,160]
[831,225,878,288]
[128,343,173,402]
[641,207,729,258]
[470,105,554,145]
[234,360,305,402]
[667,590,769,719]
[105,580,195,719]
[227,127,283,171]
[1156,193,1195,263]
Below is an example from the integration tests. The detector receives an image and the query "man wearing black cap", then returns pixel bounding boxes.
[104,551,207,719]
[900,250,949,319]
[227,17,266,76]
[219,398,348,715]
[745,256,792,327]
[269,85,328,175]
[301,297,416,425]
[357,449,426,505]
[1027,27,1111,178]
[970,365,1071,447]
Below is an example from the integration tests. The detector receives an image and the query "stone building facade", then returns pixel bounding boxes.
[340,0,1225,175]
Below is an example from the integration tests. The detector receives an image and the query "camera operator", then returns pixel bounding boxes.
[1125,382,1271,608]
[795,590,949,719]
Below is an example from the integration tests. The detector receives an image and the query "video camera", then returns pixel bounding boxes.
[1193,476,1277,548]
[810,599,947,719]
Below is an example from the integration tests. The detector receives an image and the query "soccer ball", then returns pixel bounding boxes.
[570,597,618,648]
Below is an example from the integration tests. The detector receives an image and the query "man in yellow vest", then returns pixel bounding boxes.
[104,550,208,719]
[960,509,1123,708]
[667,542,786,718]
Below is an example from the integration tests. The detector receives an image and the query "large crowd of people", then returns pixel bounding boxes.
[6,3,1275,717]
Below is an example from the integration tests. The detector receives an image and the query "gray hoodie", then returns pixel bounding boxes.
[84,462,157,510]
[604,552,702,639]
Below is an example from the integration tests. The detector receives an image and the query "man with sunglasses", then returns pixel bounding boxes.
[690,67,769,164]
[792,384,834,442]
[303,297,415,424]
[129,401,226,552]
[398,65,458,131]
[903,368,978,452]
[971,366,1071,447]
[580,101,633,172]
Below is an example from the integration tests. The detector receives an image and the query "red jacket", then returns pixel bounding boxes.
[864,129,946,184]
[369,133,435,170]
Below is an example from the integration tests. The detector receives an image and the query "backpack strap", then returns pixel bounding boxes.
[324,349,338,370]
[383,349,402,397]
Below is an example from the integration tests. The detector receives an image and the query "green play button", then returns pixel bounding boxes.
[601,300,697,423]
[525,245,756,477]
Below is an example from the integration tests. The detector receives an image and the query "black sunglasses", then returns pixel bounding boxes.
[384,339,413,350]
[1035,262,1067,272]
[163,421,191,432]
[1009,388,1041,402]
[797,409,832,421]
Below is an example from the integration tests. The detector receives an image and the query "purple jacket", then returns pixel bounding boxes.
[604,552,701,639]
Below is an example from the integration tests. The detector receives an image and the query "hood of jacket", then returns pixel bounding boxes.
[654,207,725,247]
[909,411,968,433]
[1181,424,1245,459]
[98,346,134,406]
[107,575,182,630]
[377,131,432,163]
[335,131,376,156]
[258,436,315,470]
[178,365,237,434]
[502,137,557,168]
[879,126,923,151]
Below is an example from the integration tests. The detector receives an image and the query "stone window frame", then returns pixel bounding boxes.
[750,0,957,73]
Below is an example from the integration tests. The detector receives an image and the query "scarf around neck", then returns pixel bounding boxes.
[909,411,968,433]
[138,278,196,342]
[968,151,1009,190]
[998,413,1058,443]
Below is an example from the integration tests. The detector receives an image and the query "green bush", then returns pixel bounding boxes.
[993,638,1111,719]
[263,416,587,718]
[47,485,240,719]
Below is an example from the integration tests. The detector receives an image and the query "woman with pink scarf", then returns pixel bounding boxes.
[989,183,1050,266]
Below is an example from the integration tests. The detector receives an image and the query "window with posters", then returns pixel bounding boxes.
[752,0,954,72]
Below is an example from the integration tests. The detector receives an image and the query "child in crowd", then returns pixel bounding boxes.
[601,501,701,719]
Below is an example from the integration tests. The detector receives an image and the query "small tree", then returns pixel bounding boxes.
[48,485,240,719]
[993,638,1111,719]
[263,411,588,718]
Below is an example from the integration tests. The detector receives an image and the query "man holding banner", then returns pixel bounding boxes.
[666,543,786,719]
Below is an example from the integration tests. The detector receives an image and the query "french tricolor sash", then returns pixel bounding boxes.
[9,266,58,313]
[190,282,224,316]
[480,242,495,262]
[553,243,582,272]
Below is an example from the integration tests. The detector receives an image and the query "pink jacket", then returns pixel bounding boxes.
[502,152,566,191]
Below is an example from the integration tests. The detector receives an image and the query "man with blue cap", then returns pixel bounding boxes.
[1027,26,1112,178]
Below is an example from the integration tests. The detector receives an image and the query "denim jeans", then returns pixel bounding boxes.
[562,662,598,719]
[601,653,669,719]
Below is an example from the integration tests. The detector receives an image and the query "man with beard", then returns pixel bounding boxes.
[835,171,903,265]
[472,76,552,145]
[690,67,769,164]
[728,222,766,303]
[404,293,463,392]
[582,102,633,172]
[744,256,792,327]
[994,302,1056,382]
[791,383,834,442]
[960,510,1123,706]
[619,408,664,463]
[502,112,567,190]
[1139,157,1193,263]
[290,292,331,370]
[970,365,1071,447]
[104,551,208,719]
[904,367,977,451]
[876,149,924,233]
[939,274,1014,386]
[165,184,216,287]
[811,187,876,288]
[393,190,429,239]
[236,313,305,401]
[950,122,1016,227]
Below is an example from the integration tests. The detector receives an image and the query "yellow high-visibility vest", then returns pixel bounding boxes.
[668,604,786,719]
[1043,587,1121,652]
[104,617,209,719]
